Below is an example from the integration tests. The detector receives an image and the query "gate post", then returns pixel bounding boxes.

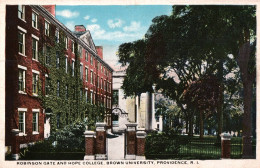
[220,132,232,159]
[125,123,137,160]
[11,129,20,160]
[95,122,107,160]
[136,128,147,160]
[84,130,95,160]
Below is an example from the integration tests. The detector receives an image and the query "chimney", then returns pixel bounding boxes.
[96,46,103,60]
[75,25,86,32]
[43,5,56,17]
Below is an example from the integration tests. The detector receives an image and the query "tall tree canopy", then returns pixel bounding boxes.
[118,5,256,158]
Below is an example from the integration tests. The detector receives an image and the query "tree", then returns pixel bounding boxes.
[183,75,221,139]
[118,5,256,158]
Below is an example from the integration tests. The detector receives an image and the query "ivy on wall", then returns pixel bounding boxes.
[38,28,105,132]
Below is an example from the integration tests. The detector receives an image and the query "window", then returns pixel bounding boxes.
[101,65,103,72]
[113,90,119,105]
[18,67,26,93]
[93,73,95,86]
[65,37,68,49]
[72,60,75,76]
[32,110,39,133]
[79,46,82,58]
[45,45,51,65]
[45,21,50,36]
[104,97,106,108]
[90,71,93,84]
[18,5,25,20]
[56,52,59,68]
[32,11,38,29]
[72,41,75,53]
[18,110,25,133]
[90,91,93,104]
[18,31,25,55]
[97,62,100,70]
[45,76,50,95]
[97,76,99,88]
[32,72,39,95]
[55,29,59,43]
[85,51,88,61]
[85,89,88,103]
[85,67,88,82]
[80,64,83,79]
[101,78,103,89]
[57,80,60,97]
[93,93,96,105]
[90,55,93,65]
[104,80,106,91]
[65,56,68,73]
[32,37,38,60]
[104,68,106,76]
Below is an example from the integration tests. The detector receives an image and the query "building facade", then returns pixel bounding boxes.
[5,5,113,156]
[112,70,160,132]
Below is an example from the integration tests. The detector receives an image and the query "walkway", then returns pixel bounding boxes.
[107,129,125,160]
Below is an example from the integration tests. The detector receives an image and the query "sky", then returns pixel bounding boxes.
[55,5,172,71]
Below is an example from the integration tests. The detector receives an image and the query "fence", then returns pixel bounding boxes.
[145,135,256,160]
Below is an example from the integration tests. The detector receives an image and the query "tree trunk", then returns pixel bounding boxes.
[199,111,204,139]
[216,58,224,142]
[237,41,254,158]
[185,117,189,135]
[189,117,193,136]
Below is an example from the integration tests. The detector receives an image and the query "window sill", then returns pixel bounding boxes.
[18,133,27,136]
[19,91,27,95]
[18,52,27,57]
[32,132,39,135]
[32,27,39,31]
[32,58,39,62]
[19,18,26,23]
[33,93,38,97]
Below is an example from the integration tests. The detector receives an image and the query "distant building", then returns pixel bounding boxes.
[5,5,113,159]
[112,70,161,132]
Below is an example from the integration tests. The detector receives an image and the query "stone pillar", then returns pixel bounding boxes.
[11,129,20,160]
[159,115,163,132]
[220,132,232,159]
[145,92,152,131]
[125,123,137,160]
[84,130,95,160]
[95,122,107,160]
[136,128,147,160]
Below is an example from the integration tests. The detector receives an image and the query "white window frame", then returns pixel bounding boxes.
[18,65,27,94]
[18,108,27,136]
[32,10,38,29]
[90,90,93,105]
[65,55,68,73]
[32,109,39,134]
[72,59,75,76]
[65,37,68,49]
[55,29,59,43]
[18,5,25,21]
[32,70,40,96]
[72,41,75,53]
[85,88,88,103]
[18,26,27,56]
[80,63,83,79]
[85,66,88,82]
[79,46,82,58]
[90,70,93,84]
[45,20,50,36]
[32,35,39,61]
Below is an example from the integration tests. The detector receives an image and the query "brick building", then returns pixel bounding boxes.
[5,5,113,157]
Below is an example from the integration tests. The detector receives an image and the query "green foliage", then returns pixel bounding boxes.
[38,30,105,132]
[19,121,87,160]
[145,132,189,159]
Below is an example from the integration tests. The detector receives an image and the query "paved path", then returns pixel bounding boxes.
[107,129,125,160]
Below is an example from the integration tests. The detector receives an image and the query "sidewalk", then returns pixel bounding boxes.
[107,129,125,160]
